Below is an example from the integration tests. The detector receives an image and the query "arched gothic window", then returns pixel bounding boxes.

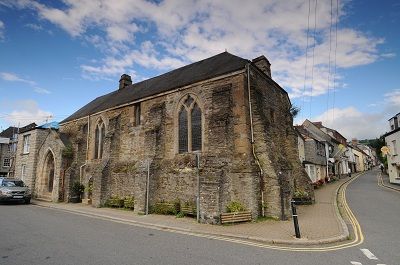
[94,121,105,159]
[178,95,202,153]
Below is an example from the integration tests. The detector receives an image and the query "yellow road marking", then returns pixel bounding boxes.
[33,173,366,252]
[377,173,400,193]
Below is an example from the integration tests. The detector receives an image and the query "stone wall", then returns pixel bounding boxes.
[249,66,313,219]
[58,67,312,223]
[304,140,327,166]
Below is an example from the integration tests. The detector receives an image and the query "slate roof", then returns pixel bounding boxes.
[61,52,250,124]
[0,123,37,138]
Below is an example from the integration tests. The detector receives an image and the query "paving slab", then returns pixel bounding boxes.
[32,177,352,245]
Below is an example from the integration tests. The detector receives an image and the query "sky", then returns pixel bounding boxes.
[0,0,399,140]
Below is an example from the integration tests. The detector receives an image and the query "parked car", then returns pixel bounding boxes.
[0,178,31,204]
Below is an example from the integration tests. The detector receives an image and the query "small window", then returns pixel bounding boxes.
[3,158,10,167]
[23,135,30,154]
[393,140,397,155]
[134,103,141,126]
[21,164,26,181]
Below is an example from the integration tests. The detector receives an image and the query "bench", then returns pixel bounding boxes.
[220,211,252,224]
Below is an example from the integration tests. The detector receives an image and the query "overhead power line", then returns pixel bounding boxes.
[301,0,312,122]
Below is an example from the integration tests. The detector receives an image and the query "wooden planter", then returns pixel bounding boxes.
[292,197,313,205]
[220,211,252,224]
[180,205,196,216]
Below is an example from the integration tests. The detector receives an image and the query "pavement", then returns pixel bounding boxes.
[31,175,356,246]
[380,172,400,191]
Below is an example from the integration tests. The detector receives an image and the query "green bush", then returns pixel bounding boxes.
[106,196,125,208]
[124,196,135,210]
[71,181,85,197]
[293,189,309,198]
[151,201,179,215]
[226,201,246,213]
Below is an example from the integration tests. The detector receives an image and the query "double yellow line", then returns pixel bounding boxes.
[377,173,400,193]
[33,173,366,252]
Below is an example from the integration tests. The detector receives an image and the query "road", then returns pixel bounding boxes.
[0,169,399,265]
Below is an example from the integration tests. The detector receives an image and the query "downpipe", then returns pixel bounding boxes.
[247,64,265,217]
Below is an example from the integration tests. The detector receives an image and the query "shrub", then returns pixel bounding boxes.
[293,189,309,198]
[151,201,179,215]
[71,181,85,197]
[226,201,246,213]
[124,196,135,210]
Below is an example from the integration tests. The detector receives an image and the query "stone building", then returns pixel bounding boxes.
[295,125,328,183]
[15,52,312,223]
[0,123,36,178]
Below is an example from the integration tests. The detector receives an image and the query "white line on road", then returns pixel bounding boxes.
[350,262,362,265]
[360,248,378,260]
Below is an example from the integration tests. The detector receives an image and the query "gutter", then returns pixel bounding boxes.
[247,63,265,217]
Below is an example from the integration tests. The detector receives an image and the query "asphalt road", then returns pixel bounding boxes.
[0,169,399,265]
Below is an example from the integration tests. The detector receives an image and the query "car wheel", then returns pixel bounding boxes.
[24,199,31,204]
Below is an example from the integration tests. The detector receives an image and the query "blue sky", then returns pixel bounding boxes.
[0,0,399,140]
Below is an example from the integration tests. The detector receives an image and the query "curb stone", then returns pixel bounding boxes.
[31,177,357,247]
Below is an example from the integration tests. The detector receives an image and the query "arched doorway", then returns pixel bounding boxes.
[41,151,55,197]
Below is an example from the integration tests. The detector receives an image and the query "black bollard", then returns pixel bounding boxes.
[291,200,301,238]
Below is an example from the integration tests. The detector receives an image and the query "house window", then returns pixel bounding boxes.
[392,140,397,155]
[94,121,105,159]
[23,135,30,154]
[21,164,26,181]
[3,158,10,167]
[134,103,141,126]
[178,95,203,153]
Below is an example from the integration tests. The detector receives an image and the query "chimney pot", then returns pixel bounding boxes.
[119,74,132,90]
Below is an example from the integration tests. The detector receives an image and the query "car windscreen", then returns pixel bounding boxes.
[1,180,25,187]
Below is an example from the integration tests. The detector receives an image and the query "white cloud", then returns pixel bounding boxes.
[0,72,36,86]
[33,87,51,94]
[1,100,53,127]
[0,72,50,94]
[5,0,387,94]
[384,89,400,107]
[312,107,386,140]
[25,23,43,31]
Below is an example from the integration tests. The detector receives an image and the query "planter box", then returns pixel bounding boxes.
[220,211,252,224]
[69,197,81,203]
[181,205,196,216]
[292,197,313,205]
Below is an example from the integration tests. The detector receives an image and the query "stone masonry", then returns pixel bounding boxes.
[15,52,313,224]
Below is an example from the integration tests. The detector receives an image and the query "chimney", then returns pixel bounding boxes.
[352,138,359,146]
[119,74,132,90]
[252,55,271,78]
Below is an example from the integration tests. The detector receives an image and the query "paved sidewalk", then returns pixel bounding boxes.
[32,177,350,246]
[381,173,400,191]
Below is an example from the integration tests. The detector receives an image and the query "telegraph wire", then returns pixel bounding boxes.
[326,0,333,122]
[301,0,312,122]
[309,0,318,119]
[332,0,339,123]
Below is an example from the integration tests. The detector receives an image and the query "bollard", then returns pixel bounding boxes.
[291,200,301,238]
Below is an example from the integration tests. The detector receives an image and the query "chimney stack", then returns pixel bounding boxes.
[352,138,359,146]
[252,55,271,78]
[119,74,132,90]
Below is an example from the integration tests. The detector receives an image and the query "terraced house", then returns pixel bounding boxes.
[14,52,312,224]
